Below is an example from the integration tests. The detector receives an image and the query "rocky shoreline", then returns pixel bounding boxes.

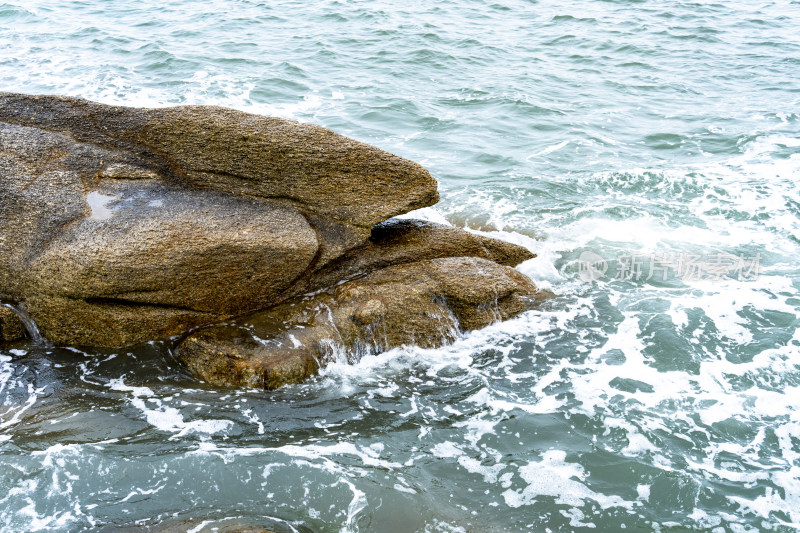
[0,93,546,388]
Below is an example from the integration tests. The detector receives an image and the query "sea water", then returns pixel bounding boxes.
[1,0,800,531]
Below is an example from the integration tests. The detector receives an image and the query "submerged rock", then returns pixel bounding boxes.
[176,257,547,389]
[113,519,277,533]
[1,92,546,387]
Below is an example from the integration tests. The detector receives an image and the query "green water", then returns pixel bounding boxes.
[1,0,800,531]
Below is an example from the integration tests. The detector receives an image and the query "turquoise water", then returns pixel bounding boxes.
[2,0,800,531]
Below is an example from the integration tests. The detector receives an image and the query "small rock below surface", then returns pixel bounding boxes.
[112,519,277,533]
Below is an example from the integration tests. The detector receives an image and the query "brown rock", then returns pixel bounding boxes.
[0,92,439,230]
[0,305,26,342]
[22,183,318,345]
[177,325,321,390]
[0,93,437,346]
[307,218,536,292]
[24,295,213,348]
[0,93,547,384]
[176,257,547,389]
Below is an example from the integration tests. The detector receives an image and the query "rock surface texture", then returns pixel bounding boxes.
[177,257,546,389]
[1,93,546,387]
[0,305,26,342]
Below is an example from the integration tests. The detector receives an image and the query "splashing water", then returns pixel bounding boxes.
[1,303,45,344]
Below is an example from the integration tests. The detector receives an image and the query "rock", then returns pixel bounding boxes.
[24,183,318,346]
[0,305,26,342]
[24,295,213,348]
[0,92,438,230]
[307,218,536,292]
[0,93,437,346]
[177,326,322,389]
[176,257,547,389]
[1,93,547,388]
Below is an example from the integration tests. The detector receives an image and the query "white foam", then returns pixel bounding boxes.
[274,442,402,470]
[457,456,506,484]
[186,520,213,533]
[527,139,571,159]
[107,378,232,438]
[394,207,452,226]
[393,483,416,494]
[431,441,464,458]
[287,178,800,525]
[0,383,44,431]
[502,450,633,510]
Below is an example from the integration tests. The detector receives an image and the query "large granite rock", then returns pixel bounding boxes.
[0,93,437,345]
[1,92,545,388]
[24,183,317,346]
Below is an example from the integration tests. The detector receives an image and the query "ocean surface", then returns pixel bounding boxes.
[2,0,800,531]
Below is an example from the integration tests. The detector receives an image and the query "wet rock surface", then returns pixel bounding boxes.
[306,217,535,292]
[176,257,547,389]
[1,92,546,387]
[0,305,26,342]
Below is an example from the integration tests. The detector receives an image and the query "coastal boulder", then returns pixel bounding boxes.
[0,93,438,346]
[0,93,438,231]
[1,92,546,388]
